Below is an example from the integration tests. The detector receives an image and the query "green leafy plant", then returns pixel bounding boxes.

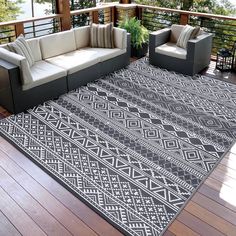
[118,17,149,49]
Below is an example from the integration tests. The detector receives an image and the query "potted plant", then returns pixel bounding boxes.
[118,17,149,58]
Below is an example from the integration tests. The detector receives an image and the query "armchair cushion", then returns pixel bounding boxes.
[170,24,185,43]
[190,26,201,39]
[155,42,187,59]
[176,25,195,49]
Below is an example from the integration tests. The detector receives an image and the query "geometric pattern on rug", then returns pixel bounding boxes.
[0,57,235,236]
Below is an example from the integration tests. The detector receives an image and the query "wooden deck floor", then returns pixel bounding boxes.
[0,62,236,236]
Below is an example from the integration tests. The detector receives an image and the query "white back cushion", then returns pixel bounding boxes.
[113,27,127,49]
[170,24,185,43]
[40,30,76,59]
[27,38,42,61]
[73,26,90,49]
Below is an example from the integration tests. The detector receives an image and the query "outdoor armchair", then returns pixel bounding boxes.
[149,24,213,75]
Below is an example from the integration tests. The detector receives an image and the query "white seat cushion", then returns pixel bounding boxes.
[23,61,67,90]
[155,42,187,60]
[45,49,101,75]
[83,48,126,62]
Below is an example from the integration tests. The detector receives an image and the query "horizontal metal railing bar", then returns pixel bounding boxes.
[0,14,62,27]
[70,4,114,16]
[142,15,179,19]
[0,35,15,40]
[24,26,58,34]
[24,21,59,29]
[189,21,236,27]
[138,4,236,21]
[143,22,236,34]
[0,29,15,33]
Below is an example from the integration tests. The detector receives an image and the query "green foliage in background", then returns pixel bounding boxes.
[0,0,24,22]
[134,0,236,15]
[118,17,149,49]
[0,0,24,44]
[70,0,96,26]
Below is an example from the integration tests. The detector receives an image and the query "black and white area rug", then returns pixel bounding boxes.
[0,58,235,236]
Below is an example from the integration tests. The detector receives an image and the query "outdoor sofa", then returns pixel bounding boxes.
[0,26,130,114]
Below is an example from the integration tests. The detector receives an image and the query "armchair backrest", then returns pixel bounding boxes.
[169,24,203,43]
[170,24,185,43]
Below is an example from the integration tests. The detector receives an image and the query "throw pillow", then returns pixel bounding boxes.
[190,26,201,39]
[90,23,114,48]
[12,34,35,67]
[176,25,195,49]
[7,43,17,53]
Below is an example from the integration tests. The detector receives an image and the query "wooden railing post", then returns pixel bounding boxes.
[56,0,71,31]
[119,0,131,3]
[136,6,142,21]
[111,6,118,26]
[180,13,189,25]
[92,10,99,24]
[15,23,24,37]
[116,4,137,24]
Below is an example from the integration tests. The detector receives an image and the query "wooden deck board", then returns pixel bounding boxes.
[0,211,21,236]
[0,186,47,236]
[0,137,123,236]
[0,64,236,235]
[177,210,224,236]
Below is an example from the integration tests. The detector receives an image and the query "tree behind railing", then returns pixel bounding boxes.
[0,3,235,57]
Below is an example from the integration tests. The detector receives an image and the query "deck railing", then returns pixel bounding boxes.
[138,5,236,55]
[70,4,115,27]
[0,3,235,56]
[0,14,62,43]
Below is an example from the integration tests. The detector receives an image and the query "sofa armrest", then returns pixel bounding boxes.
[0,48,33,85]
[113,27,127,49]
[0,59,21,113]
[126,33,131,58]
[0,47,24,66]
[187,33,213,61]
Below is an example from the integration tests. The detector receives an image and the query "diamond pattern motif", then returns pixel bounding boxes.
[0,58,234,236]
